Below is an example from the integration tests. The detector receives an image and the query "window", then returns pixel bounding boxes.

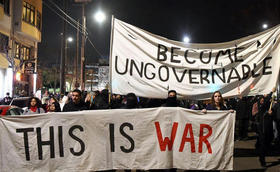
[15,42,31,60]
[22,1,35,25]
[15,43,20,58]
[36,10,41,30]
[4,0,9,15]
[0,0,10,15]
[0,33,8,53]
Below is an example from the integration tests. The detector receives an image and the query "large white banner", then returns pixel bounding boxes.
[0,108,235,171]
[110,18,280,99]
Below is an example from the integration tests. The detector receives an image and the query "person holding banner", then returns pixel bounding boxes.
[23,97,45,115]
[201,91,227,114]
[162,90,181,107]
[63,89,89,112]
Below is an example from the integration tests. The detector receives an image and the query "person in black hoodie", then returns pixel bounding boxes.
[254,89,275,167]
[124,93,138,109]
[162,90,180,107]
[63,89,88,112]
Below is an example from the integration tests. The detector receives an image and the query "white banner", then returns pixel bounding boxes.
[110,18,280,99]
[0,108,235,171]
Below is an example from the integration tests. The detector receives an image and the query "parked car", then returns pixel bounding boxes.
[9,97,30,110]
[0,105,23,116]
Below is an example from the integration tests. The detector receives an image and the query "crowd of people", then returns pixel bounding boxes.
[1,88,280,168]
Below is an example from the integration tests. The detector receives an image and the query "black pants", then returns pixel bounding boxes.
[238,119,249,139]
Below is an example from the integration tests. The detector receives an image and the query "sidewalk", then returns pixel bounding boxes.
[231,132,280,172]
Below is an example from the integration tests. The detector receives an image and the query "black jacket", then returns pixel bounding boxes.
[63,100,89,112]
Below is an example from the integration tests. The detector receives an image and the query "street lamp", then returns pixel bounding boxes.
[183,36,190,43]
[262,23,268,29]
[67,37,73,42]
[94,10,106,23]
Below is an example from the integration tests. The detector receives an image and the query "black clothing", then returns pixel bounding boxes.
[91,95,110,110]
[63,100,88,112]
[206,103,227,110]
[254,93,273,166]
[236,97,250,139]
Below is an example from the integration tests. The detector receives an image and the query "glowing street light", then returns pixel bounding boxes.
[94,10,106,23]
[67,37,73,42]
[183,36,190,43]
[262,23,268,29]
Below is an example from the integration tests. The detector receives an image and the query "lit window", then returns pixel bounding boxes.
[36,11,41,30]
[22,1,35,25]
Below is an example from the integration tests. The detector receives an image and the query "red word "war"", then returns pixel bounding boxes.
[155,122,212,153]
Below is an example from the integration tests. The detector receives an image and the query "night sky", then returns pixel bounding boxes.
[38,0,280,65]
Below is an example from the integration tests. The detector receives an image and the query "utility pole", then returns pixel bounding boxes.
[60,0,67,95]
[75,20,79,88]
[74,0,91,91]
[80,3,86,91]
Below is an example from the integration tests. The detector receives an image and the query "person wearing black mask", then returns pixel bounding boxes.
[162,90,179,107]
[124,93,138,109]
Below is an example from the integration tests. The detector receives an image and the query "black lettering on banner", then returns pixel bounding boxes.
[171,47,181,63]
[120,122,135,153]
[242,64,251,80]
[234,47,244,63]
[200,51,212,64]
[158,66,169,82]
[200,69,210,84]
[16,128,34,161]
[212,69,226,84]
[184,50,196,64]
[263,56,272,75]
[69,125,85,156]
[144,63,156,80]
[189,69,199,84]
[115,56,128,75]
[227,68,241,83]
[130,59,143,77]
[36,127,55,160]
[109,123,115,152]
[252,63,260,78]
[215,49,233,64]
[157,44,168,61]
[58,126,64,157]
[172,67,187,83]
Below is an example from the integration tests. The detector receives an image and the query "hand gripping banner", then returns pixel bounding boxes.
[0,108,235,171]
[110,18,280,99]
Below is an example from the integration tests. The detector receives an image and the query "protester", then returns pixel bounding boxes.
[48,97,61,112]
[162,90,180,107]
[271,100,280,147]
[23,97,45,115]
[236,96,250,140]
[110,94,123,109]
[206,91,227,110]
[90,89,110,110]
[123,93,138,109]
[253,89,275,167]
[48,102,61,112]
[63,89,88,112]
[1,92,12,105]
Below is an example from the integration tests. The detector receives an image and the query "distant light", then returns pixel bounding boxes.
[183,36,190,43]
[67,37,73,42]
[94,11,106,23]
[16,72,21,81]
[262,24,268,29]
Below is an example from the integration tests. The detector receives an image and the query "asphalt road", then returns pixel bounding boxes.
[230,132,280,172]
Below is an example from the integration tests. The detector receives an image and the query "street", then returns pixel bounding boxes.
[231,132,280,172]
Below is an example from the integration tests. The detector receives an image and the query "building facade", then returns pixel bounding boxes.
[85,64,109,91]
[0,0,42,98]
